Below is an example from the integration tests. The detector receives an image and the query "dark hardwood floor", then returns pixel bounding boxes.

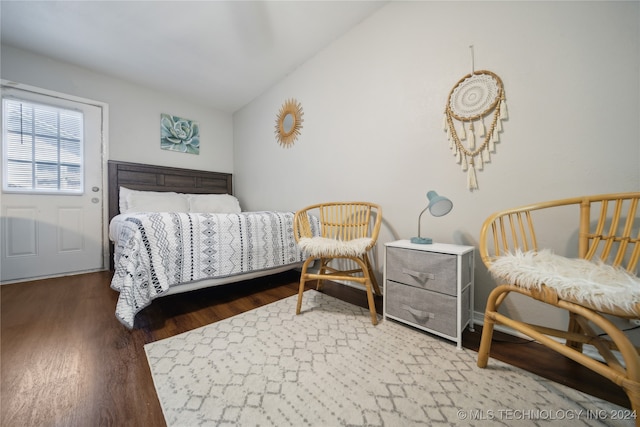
[1,270,629,426]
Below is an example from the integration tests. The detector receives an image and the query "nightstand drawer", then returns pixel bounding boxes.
[386,247,457,295]
[385,281,470,337]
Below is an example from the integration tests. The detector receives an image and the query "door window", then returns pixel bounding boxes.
[2,98,83,194]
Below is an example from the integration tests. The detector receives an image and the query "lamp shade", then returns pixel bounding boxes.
[410,191,453,244]
[426,191,453,217]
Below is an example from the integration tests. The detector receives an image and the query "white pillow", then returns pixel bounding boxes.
[188,194,241,213]
[121,187,190,213]
[119,186,134,213]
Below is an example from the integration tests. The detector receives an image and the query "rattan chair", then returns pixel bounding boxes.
[477,192,640,418]
[293,202,382,324]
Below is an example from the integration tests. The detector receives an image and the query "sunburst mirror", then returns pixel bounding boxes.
[275,98,304,148]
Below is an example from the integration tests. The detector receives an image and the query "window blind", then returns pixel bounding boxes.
[2,97,84,193]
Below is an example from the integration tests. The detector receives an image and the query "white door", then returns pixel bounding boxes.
[0,86,105,282]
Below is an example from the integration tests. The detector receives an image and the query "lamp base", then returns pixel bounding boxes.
[410,236,433,244]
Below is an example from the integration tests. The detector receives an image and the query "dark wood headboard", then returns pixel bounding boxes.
[108,160,233,223]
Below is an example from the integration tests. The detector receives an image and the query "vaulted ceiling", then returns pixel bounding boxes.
[1,1,387,112]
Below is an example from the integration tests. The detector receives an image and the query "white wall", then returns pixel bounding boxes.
[1,45,234,173]
[233,1,640,328]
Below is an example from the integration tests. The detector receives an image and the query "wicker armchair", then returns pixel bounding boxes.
[293,202,382,324]
[477,192,640,417]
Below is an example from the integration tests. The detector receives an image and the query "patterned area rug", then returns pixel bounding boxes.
[145,291,631,426]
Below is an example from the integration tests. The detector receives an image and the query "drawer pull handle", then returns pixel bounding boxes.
[402,268,435,282]
[403,305,434,321]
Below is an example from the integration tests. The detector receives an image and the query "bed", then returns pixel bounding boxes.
[108,160,316,328]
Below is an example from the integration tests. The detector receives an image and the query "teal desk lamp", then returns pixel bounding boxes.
[410,191,453,244]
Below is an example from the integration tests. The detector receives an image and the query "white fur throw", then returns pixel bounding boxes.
[489,250,640,316]
[297,237,373,257]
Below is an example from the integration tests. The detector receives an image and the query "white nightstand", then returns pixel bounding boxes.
[383,240,475,349]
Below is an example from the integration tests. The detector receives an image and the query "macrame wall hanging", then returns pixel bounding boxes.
[444,47,507,190]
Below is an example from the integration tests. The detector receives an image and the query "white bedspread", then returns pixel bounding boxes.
[110,211,317,328]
